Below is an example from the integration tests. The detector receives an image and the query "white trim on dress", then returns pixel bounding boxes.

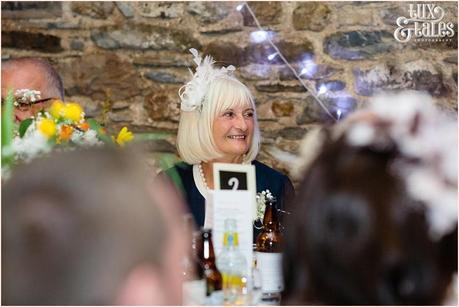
[193,164,213,228]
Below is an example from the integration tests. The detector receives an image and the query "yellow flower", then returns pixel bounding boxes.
[62,103,84,123]
[37,119,56,138]
[49,100,65,118]
[115,127,134,146]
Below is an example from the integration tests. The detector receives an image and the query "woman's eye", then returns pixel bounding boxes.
[244,112,254,118]
[223,112,234,117]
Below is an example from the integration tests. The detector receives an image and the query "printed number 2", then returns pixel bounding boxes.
[228,177,239,190]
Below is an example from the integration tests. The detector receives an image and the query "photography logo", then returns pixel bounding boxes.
[394,3,455,43]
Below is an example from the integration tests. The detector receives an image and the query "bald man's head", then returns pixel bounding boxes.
[1,57,64,100]
[2,58,64,121]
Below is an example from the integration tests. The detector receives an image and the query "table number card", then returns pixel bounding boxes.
[213,163,257,219]
[211,163,257,275]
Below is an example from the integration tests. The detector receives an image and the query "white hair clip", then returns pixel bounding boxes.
[179,48,235,112]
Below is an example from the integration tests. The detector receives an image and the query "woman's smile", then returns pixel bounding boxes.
[212,106,254,162]
[227,134,247,140]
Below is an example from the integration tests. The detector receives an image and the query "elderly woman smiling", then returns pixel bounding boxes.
[165,49,294,231]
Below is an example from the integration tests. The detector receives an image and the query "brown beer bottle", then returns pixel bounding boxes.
[199,229,223,297]
[255,197,284,303]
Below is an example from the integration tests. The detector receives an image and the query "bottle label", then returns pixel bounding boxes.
[256,252,284,293]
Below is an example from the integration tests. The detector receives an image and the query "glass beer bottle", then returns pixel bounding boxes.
[255,197,284,304]
[217,218,249,305]
[199,229,223,303]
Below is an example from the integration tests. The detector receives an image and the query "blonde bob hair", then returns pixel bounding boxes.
[177,76,260,165]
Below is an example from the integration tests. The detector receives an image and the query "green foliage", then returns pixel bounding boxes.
[87,118,113,144]
[158,152,179,170]
[158,152,184,194]
[18,118,33,137]
[134,131,173,141]
[1,89,15,167]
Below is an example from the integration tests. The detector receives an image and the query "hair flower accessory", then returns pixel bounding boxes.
[294,91,457,241]
[346,92,457,240]
[179,48,235,112]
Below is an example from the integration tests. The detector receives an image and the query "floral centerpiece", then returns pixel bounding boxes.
[1,89,134,177]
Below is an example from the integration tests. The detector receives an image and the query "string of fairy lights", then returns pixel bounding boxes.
[237,2,351,122]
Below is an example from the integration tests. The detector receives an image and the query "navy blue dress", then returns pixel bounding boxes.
[164,160,294,239]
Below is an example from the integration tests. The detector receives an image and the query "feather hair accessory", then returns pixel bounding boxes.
[179,48,235,112]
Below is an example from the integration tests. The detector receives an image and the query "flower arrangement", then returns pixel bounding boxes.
[1,90,134,177]
[255,189,274,223]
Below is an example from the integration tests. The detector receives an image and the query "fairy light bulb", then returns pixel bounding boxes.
[236,4,244,11]
[267,53,278,61]
[250,30,269,43]
[318,84,327,95]
[336,109,342,120]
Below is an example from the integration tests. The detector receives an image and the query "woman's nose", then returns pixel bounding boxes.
[234,114,248,131]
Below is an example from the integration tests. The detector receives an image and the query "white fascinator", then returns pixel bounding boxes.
[179,48,235,112]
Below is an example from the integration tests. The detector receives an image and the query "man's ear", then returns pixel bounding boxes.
[114,263,166,305]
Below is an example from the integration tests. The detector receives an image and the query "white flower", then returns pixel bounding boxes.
[255,189,273,223]
[70,129,84,143]
[14,89,42,106]
[82,130,100,146]
[11,128,51,162]
[72,129,102,147]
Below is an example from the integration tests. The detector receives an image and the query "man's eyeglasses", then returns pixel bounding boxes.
[1,96,58,107]
[17,97,58,106]
[1,88,59,107]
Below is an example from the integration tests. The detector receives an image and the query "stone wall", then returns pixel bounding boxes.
[2,1,457,177]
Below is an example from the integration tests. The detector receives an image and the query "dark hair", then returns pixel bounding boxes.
[2,147,167,305]
[283,135,457,305]
[2,57,64,99]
